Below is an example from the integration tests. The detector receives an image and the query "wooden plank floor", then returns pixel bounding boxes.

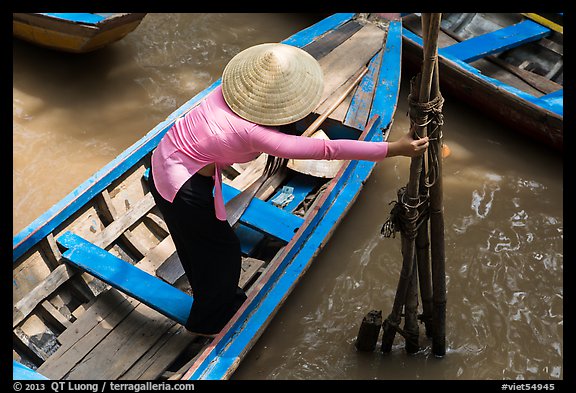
[37,257,263,380]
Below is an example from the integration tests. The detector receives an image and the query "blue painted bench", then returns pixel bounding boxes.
[235,174,319,255]
[222,183,304,242]
[441,19,550,63]
[57,231,192,326]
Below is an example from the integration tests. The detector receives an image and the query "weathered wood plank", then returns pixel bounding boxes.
[93,192,155,249]
[13,251,53,303]
[136,235,177,275]
[438,25,562,94]
[13,264,76,328]
[156,251,264,290]
[343,47,383,129]
[316,23,385,108]
[227,153,267,191]
[54,205,105,245]
[52,233,178,355]
[303,19,362,60]
[38,234,62,269]
[40,234,199,380]
[99,189,149,260]
[39,300,72,331]
[157,172,313,287]
[145,208,169,237]
[239,258,265,288]
[106,164,148,216]
[37,290,137,379]
[64,303,177,380]
[96,190,117,223]
[119,324,194,380]
[155,252,181,285]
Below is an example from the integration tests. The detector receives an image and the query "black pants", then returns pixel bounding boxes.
[148,168,247,335]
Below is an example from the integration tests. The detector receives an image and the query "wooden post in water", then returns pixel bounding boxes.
[381,13,443,354]
[355,310,383,352]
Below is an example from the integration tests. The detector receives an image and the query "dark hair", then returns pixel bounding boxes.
[265,122,299,178]
[277,123,299,136]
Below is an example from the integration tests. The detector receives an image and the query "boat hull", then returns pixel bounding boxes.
[13,13,147,53]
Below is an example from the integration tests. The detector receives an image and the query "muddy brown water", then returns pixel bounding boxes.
[13,13,563,381]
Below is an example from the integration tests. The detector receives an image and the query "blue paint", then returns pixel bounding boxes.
[235,225,267,255]
[40,13,107,24]
[13,360,49,380]
[345,49,383,129]
[58,231,193,326]
[281,175,319,212]
[441,20,550,63]
[370,20,402,137]
[539,89,563,115]
[190,126,378,376]
[145,165,267,256]
[282,13,355,47]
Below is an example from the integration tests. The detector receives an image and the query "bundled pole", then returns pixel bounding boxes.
[380,13,443,354]
[428,56,447,357]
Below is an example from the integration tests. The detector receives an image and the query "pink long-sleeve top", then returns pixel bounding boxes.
[151,85,390,221]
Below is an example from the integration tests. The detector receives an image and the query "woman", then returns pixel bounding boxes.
[149,43,429,337]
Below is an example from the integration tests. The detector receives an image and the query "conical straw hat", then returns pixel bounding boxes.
[222,43,324,126]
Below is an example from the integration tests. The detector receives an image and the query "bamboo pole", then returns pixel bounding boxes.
[381,12,443,354]
[404,255,420,353]
[428,54,447,357]
[414,16,435,340]
[415,181,433,338]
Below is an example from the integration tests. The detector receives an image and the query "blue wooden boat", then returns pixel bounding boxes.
[13,13,402,381]
[13,13,147,53]
[401,13,563,151]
